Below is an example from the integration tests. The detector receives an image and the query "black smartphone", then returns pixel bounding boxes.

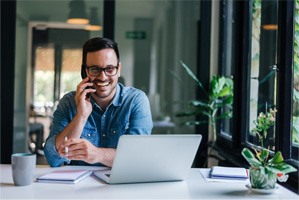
[81,64,91,98]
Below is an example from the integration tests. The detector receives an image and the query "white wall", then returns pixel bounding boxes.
[114,16,135,87]
[14,4,31,152]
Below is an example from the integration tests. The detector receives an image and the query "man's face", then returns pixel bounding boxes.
[85,49,121,100]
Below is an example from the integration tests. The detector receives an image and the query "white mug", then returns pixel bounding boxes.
[11,153,36,186]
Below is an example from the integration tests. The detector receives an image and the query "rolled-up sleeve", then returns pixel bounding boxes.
[44,135,70,167]
[44,93,75,167]
[128,91,153,134]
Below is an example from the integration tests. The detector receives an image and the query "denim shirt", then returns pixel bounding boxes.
[44,83,153,167]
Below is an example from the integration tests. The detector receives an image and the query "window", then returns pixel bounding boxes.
[33,46,55,107]
[60,48,82,98]
[31,27,91,113]
[248,0,278,150]
[218,0,237,140]
[215,0,298,193]
[292,0,299,160]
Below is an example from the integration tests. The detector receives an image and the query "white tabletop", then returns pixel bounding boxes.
[0,164,298,199]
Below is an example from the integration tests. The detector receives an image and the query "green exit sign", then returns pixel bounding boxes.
[126,31,146,39]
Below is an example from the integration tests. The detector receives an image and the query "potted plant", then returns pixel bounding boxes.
[175,61,233,142]
[242,108,297,190]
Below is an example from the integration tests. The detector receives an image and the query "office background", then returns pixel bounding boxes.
[1,0,298,193]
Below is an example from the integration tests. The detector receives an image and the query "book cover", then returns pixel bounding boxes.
[210,166,248,180]
[37,169,92,184]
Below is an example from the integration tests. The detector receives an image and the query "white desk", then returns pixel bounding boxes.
[0,164,298,199]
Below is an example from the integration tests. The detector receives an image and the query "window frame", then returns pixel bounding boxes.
[215,0,298,193]
[275,0,298,191]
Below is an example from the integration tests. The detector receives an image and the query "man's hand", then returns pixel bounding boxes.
[60,138,116,167]
[75,77,95,119]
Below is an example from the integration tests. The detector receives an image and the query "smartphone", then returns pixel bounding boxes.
[81,64,91,98]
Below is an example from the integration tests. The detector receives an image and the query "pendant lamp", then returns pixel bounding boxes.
[67,0,89,25]
[85,7,102,31]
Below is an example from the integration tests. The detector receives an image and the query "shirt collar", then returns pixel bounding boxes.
[90,83,122,109]
[111,83,122,107]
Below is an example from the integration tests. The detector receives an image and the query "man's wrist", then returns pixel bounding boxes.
[74,113,89,125]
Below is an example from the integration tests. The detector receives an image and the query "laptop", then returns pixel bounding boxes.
[93,134,202,184]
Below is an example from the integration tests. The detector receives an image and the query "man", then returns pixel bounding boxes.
[44,37,153,167]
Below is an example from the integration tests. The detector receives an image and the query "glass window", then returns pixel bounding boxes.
[248,0,278,150]
[33,46,55,107]
[218,0,236,140]
[61,47,82,98]
[292,0,299,159]
[114,0,200,134]
[31,27,91,112]
[15,0,103,154]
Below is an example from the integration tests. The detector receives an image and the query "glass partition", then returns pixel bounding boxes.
[15,0,103,153]
[115,0,200,134]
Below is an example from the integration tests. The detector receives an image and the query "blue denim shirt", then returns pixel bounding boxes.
[44,83,153,167]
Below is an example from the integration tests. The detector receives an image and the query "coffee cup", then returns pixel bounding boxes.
[11,153,36,186]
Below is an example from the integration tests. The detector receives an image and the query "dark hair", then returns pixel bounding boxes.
[82,37,120,65]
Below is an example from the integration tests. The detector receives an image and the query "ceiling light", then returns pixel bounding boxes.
[67,0,89,25]
[262,24,278,31]
[85,7,102,31]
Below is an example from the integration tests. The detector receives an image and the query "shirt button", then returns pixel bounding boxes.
[103,134,106,137]
[103,115,105,118]
[113,131,116,134]
[87,133,91,137]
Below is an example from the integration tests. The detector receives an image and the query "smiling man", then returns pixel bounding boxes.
[44,37,153,167]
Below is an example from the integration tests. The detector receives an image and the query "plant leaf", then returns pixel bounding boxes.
[217,87,231,97]
[241,148,262,167]
[190,100,210,108]
[266,163,297,174]
[169,69,182,83]
[259,148,269,162]
[180,60,208,97]
[269,151,284,164]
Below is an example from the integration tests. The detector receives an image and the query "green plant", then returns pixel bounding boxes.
[250,108,276,148]
[175,61,233,142]
[242,108,297,188]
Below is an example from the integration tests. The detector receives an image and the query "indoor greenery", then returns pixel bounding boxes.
[175,61,233,142]
[242,108,297,189]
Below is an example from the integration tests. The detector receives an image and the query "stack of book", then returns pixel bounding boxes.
[209,166,248,180]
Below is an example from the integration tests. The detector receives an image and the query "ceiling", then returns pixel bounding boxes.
[17,0,162,24]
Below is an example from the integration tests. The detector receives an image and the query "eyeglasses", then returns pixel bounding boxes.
[84,64,119,77]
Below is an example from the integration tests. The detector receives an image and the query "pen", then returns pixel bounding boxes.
[64,136,68,156]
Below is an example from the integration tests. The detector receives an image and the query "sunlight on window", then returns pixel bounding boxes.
[249,0,261,134]
[61,48,82,98]
[34,46,54,105]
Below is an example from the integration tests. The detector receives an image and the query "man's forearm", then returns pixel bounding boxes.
[55,114,88,151]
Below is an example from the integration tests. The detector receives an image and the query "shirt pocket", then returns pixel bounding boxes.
[81,127,97,141]
[109,122,129,147]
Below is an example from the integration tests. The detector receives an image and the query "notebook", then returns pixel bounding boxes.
[93,134,202,184]
[37,169,92,184]
[210,166,248,180]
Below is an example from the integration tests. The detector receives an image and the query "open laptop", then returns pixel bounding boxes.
[93,134,202,184]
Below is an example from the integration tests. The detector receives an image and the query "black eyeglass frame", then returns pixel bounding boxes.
[83,63,119,77]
